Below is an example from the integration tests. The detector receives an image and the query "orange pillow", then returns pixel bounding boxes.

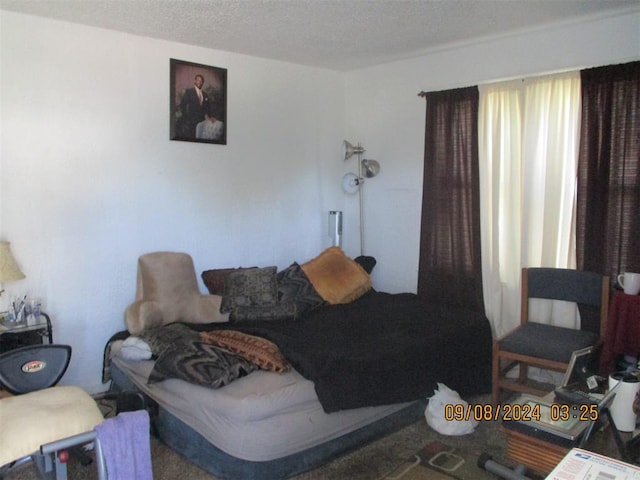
[300,247,371,304]
[200,330,290,373]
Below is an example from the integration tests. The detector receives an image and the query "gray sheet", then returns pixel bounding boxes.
[110,341,412,462]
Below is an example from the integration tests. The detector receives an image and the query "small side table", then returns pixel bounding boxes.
[0,313,53,353]
[501,425,569,475]
[601,292,640,375]
[502,388,640,475]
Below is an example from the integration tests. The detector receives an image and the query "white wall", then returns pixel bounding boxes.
[1,8,638,392]
[0,11,345,392]
[344,9,640,294]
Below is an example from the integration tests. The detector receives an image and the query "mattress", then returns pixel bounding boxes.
[110,341,412,462]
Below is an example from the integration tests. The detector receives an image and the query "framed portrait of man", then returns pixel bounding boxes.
[170,58,227,145]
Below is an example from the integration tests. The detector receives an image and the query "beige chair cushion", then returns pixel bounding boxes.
[125,252,229,335]
[0,386,104,467]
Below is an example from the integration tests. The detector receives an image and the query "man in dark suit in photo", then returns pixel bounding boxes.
[177,73,211,138]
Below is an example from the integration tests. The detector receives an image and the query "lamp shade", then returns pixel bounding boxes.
[343,140,365,161]
[0,241,25,282]
[361,159,380,178]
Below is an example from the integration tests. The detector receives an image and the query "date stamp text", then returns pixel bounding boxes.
[443,403,600,422]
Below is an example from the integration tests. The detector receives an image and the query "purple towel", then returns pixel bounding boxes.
[95,410,153,480]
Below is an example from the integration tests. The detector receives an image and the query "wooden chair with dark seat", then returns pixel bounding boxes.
[492,267,610,404]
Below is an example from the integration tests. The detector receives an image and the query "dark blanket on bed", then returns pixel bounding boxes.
[205,291,492,413]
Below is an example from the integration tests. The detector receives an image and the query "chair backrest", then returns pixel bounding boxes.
[0,344,71,394]
[521,268,610,337]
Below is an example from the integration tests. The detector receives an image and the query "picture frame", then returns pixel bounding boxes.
[170,58,227,144]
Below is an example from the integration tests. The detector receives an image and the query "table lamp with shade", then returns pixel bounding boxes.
[0,241,25,298]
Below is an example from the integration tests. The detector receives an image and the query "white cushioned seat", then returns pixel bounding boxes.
[0,385,104,467]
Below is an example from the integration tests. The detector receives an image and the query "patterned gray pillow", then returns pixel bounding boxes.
[138,323,200,357]
[220,266,278,313]
[277,262,325,317]
[148,341,257,388]
[230,303,298,323]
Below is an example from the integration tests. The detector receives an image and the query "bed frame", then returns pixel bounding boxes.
[110,363,425,479]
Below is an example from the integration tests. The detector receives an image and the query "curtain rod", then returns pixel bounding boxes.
[417,65,591,98]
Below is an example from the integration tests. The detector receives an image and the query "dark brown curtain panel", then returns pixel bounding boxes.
[418,86,484,313]
[576,61,640,278]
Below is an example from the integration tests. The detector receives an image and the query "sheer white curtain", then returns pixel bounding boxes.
[479,72,581,338]
[478,82,523,338]
[521,73,581,270]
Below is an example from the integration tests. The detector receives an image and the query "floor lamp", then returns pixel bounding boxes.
[341,141,381,256]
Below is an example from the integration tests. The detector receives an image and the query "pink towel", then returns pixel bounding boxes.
[95,410,153,480]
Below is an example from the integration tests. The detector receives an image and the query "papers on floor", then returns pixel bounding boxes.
[546,448,640,479]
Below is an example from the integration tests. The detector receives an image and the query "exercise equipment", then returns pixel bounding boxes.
[477,453,533,480]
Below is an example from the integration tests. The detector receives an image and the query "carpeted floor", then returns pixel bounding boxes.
[4,393,522,480]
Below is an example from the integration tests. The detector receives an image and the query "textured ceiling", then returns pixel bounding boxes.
[1,0,638,70]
